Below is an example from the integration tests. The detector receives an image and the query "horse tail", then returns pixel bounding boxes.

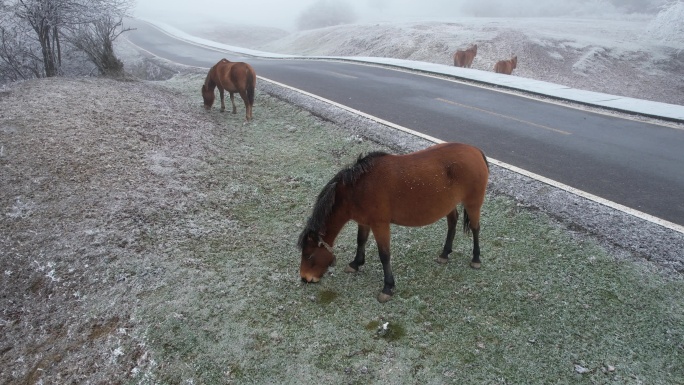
[246,66,256,105]
[462,206,472,235]
[480,149,490,171]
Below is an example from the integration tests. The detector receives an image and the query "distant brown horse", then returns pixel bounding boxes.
[298,142,489,302]
[201,58,256,122]
[453,44,477,68]
[494,55,517,75]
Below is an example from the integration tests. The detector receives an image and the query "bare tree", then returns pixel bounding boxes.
[11,0,81,77]
[69,14,130,76]
[0,0,132,82]
[0,2,40,80]
[0,23,43,81]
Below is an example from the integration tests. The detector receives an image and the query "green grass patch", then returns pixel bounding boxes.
[132,75,684,384]
[318,289,339,305]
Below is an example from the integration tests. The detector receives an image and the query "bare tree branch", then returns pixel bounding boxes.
[1,0,133,83]
[69,14,132,76]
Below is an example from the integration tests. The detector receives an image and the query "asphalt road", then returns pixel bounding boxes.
[125,20,684,227]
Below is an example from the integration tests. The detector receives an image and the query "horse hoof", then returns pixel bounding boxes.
[344,265,358,273]
[470,262,481,269]
[436,257,449,264]
[377,293,392,303]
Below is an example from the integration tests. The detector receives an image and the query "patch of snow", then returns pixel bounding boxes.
[646,1,684,48]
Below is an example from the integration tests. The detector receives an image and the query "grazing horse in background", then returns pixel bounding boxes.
[494,55,517,75]
[298,142,489,303]
[201,58,256,122]
[453,44,477,68]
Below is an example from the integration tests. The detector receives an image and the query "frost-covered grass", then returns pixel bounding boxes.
[130,75,684,384]
[647,0,684,47]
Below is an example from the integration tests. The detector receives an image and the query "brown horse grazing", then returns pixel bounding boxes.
[298,142,489,302]
[453,44,477,68]
[494,55,517,75]
[201,58,256,122]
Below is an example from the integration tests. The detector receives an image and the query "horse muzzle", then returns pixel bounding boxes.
[301,275,321,283]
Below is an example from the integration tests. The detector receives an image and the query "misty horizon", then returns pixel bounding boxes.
[134,0,669,31]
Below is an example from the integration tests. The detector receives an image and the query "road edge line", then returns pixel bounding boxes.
[260,76,684,235]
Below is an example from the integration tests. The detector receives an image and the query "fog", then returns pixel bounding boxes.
[134,0,667,30]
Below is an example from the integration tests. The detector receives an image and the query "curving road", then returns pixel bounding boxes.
[125,20,684,227]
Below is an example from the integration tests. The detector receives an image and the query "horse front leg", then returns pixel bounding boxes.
[229,92,237,114]
[373,225,395,303]
[219,89,226,112]
[345,224,370,273]
[437,209,458,264]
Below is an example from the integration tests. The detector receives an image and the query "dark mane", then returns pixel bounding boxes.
[204,59,228,89]
[298,151,388,248]
[203,70,214,90]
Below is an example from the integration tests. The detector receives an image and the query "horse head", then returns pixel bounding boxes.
[299,230,336,283]
[511,55,518,69]
[201,84,215,110]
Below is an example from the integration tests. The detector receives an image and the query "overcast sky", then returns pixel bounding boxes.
[134,0,665,31]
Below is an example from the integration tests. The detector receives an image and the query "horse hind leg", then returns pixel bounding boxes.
[239,90,251,122]
[462,205,482,269]
[229,92,237,114]
[436,209,458,264]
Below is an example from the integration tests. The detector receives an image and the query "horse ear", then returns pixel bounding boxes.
[303,229,321,244]
[298,228,317,249]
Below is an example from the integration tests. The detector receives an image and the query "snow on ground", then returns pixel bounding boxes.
[174,15,684,107]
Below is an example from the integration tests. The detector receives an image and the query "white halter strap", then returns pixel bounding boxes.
[318,239,334,254]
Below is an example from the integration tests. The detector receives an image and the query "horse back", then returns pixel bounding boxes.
[214,61,256,96]
[349,143,488,227]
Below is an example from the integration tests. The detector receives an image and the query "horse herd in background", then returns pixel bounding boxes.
[453,44,517,75]
[201,45,517,123]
